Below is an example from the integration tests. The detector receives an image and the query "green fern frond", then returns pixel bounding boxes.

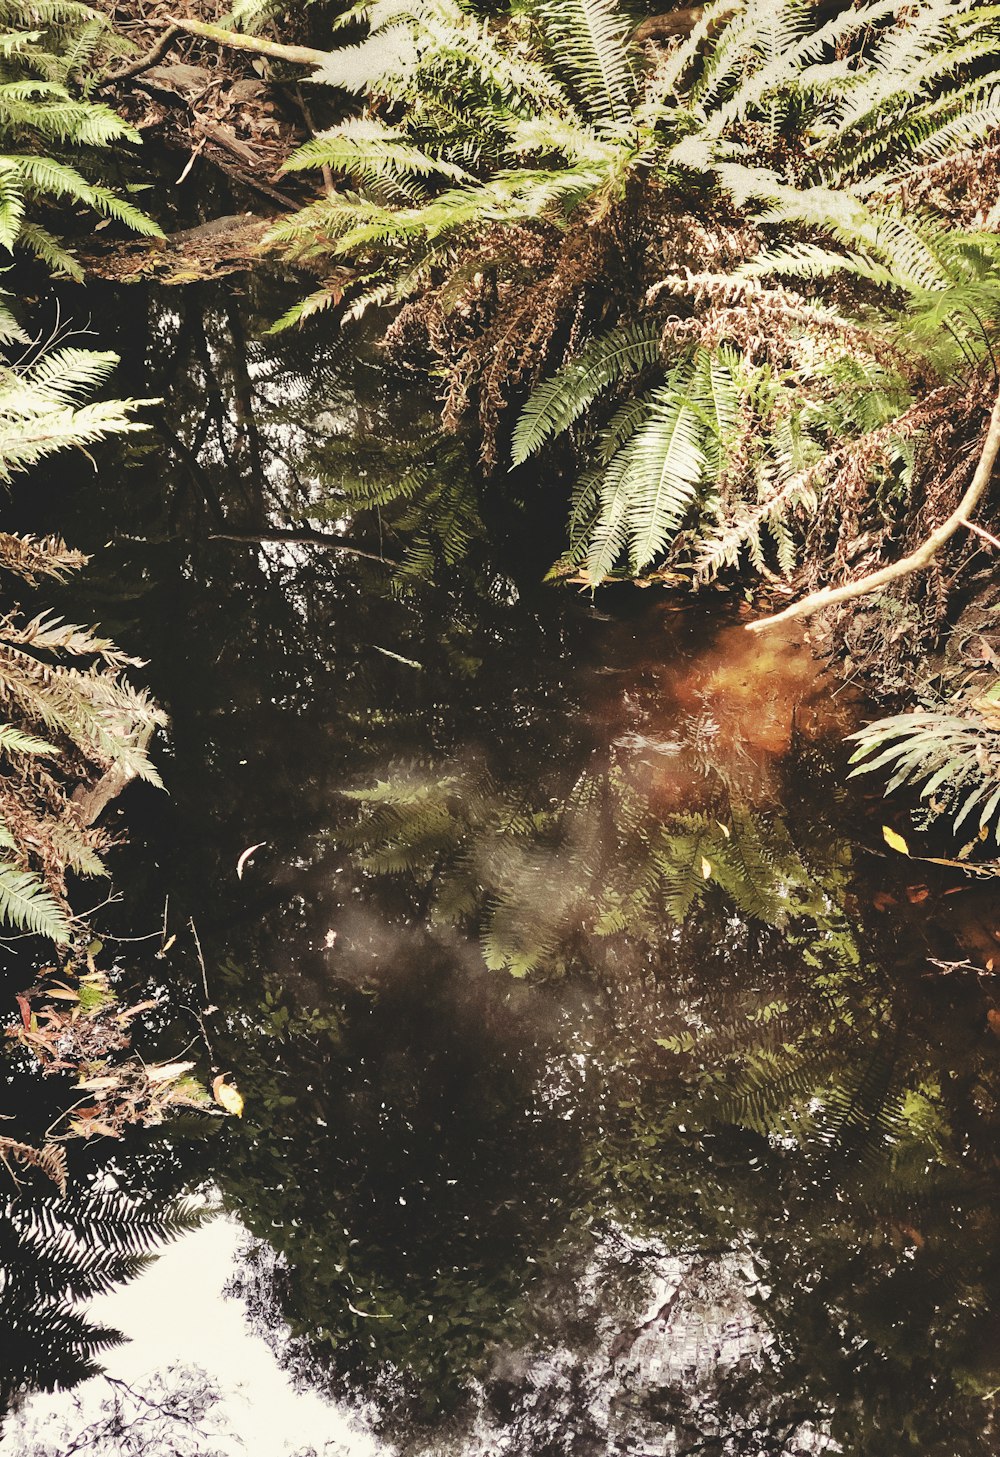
[539,0,635,128]
[849,698,1000,845]
[622,368,707,574]
[0,862,70,941]
[282,118,474,185]
[0,721,57,755]
[511,320,661,464]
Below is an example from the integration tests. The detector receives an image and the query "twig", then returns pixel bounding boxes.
[295,83,335,198]
[176,135,207,186]
[209,528,397,565]
[960,515,1000,550]
[189,917,210,1003]
[165,16,327,66]
[97,24,182,88]
[747,378,1000,632]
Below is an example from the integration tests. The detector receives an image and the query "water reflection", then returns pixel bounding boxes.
[2,278,999,1454]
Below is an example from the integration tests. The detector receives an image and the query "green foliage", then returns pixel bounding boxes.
[509,319,661,465]
[274,0,1000,586]
[849,691,1000,850]
[0,338,164,943]
[0,346,147,478]
[343,732,853,977]
[0,4,160,276]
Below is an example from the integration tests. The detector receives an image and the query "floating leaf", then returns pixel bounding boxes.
[212,1074,245,1117]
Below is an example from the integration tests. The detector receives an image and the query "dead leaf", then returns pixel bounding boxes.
[987,1009,1000,1038]
[147,1060,196,1083]
[115,999,160,1024]
[212,1074,244,1117]
[882,826,910,855]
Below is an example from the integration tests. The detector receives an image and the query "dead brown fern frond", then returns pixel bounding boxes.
[0,1136,67,1195]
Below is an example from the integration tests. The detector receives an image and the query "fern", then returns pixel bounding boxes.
[0,6,160,272]
[848,693,1000,847]
[0,863,70,941]
[262,0,1000,588]
[539,0,635,129]
[0,336,163,944]
[511,320,661,464]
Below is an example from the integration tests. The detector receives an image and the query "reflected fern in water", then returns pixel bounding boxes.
[0,1183,204,1414]
[340,727,855,978]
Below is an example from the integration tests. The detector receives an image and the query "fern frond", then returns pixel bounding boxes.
[0,862,70,941]
[511,320,661,463]
[539,0,635,128]
[623,371,706,573]
[849,700,1000,844]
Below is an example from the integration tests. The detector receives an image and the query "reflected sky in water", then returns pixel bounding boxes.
[1,277,998,1456]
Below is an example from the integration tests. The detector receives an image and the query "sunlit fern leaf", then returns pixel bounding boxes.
[0,10,160,270]
[584,436,640,583]
[0,862,70,941]
[623,374,706,575]
[539,0,635,129]
[282,118,473,185]
[848,700,1000,845]
[511,320,662,465]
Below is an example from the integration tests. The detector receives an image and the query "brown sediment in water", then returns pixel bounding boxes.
[594,606,861,812]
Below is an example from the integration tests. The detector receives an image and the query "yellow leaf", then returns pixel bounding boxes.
[700,856,713,878]
[882,826,909,855]
[212,1075,244,1117]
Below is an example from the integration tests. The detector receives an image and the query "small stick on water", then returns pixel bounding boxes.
[189,917,210,1003]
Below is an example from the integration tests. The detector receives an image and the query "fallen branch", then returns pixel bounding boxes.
[209,529,397,565]
[97,24,181,88]
[192,121,297,210]
[165,16,328,67]
[746,380,1000,633]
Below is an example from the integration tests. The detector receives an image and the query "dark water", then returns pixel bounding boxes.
[2,277,1000,1456]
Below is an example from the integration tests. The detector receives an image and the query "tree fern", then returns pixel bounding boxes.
[261,0,1000,588]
